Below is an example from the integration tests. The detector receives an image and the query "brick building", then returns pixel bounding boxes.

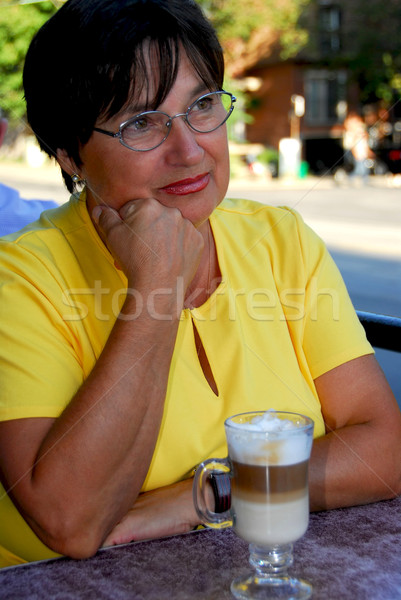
[231,0,401,175]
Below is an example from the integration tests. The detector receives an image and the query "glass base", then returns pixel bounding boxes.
[230,573,313,600]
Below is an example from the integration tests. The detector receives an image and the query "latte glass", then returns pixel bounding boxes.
[193,410,314,599]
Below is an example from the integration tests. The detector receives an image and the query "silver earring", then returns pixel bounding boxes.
[72,173,81,183]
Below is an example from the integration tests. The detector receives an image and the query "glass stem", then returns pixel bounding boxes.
[248,543,294,578]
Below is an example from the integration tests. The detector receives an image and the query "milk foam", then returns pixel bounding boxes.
[226,410,313,466]
[229,410,298,433]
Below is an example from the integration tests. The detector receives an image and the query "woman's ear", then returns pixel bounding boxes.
[56,148,79,178]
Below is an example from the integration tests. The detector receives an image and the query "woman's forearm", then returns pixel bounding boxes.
[309,355,401,512]
[309,421,401,512]
[16,295,181,557]
[10,199,205,557]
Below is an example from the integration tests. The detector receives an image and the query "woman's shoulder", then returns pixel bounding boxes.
[215,197,310,240]
[217,196,284,215]
[0,192,96,258]
[214,197,327,278]
[1,193,76,237]
[0,192,108,284]
[217,197,303,225]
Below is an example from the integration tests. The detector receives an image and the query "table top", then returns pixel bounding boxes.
[2,496,401,600]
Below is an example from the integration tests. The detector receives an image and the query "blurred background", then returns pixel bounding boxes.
[0,0,400,403]
[2,0,401,179]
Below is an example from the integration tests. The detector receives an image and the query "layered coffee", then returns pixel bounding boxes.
[231,459,309,545]
[226,411,312,546]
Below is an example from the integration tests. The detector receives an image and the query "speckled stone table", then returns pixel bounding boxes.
[2,496,401,599]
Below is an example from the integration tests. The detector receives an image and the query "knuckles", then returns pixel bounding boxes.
[118,199,194,242]
[95,198,204,279]
[119,197,162,222]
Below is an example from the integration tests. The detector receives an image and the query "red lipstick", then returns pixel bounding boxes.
[161,173,209,195]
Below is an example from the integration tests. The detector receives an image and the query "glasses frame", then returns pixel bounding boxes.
[93,90,236,152]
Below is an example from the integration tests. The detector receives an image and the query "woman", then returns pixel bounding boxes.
[0,0,400,568]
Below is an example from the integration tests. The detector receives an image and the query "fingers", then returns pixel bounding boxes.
[91,204,122,230]
[90,198,204,299]
[118,199,144,221]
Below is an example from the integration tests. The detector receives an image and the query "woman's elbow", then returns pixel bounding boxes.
[42,526,103,560]
[385,465,401,500]
[375,443,401,501]
[28,507,106,560]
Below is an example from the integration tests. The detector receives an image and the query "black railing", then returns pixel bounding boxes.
[357,311,401,353]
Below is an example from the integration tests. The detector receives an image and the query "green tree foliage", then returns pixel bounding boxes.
[4,0,401,133]
[203,0,401,110]
[198,0,309,62]
[0,2,57,129]
[1,0,310,137]
[306,0,401,108]
[197,0,310,141]
[345,0,401,106]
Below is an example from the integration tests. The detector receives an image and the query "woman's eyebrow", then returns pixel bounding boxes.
[123,101,149,116]
[189,82,211,99]
[184,82,219,107]
[122,82,214,119]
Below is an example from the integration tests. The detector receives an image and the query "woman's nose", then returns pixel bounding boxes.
[164,116,204,165]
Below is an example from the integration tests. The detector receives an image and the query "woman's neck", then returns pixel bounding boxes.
[184,219,221,309]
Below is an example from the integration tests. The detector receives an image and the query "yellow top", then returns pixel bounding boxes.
[0,194,372,566]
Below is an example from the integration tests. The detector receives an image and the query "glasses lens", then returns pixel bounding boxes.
[187,92,233,133]
[121,112,168,151]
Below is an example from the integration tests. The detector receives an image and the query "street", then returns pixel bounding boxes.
[0,161,400,403]
[228,175,401,404]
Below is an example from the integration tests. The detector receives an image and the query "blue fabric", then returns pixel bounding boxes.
[0,182,58,237]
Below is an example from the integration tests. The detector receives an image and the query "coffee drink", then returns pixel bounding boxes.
[193,410,314,600]
[226,411,312,546]
[230,459,309,545]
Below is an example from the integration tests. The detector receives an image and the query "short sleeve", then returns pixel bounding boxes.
[0,241,87,421]
[291,210,374,379]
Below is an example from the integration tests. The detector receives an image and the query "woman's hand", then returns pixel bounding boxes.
[102,478,199,547]
[93,198,204,296]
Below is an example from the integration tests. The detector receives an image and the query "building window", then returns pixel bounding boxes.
[304,70,347,125]
[319,3,342,54]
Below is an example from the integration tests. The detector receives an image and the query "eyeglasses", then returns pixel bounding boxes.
[93,90,236,152]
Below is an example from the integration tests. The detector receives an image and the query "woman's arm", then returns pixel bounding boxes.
[102,353,401,547]
[102,478,199,547]
[310,353,401,511]
[0,198,203,559]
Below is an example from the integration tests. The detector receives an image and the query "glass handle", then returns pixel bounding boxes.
[192,458,233,528]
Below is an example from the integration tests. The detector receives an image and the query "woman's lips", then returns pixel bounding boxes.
[161,173,210,195]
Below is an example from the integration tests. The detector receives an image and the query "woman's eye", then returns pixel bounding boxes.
[132,117,150,131]
[194,97,213,112]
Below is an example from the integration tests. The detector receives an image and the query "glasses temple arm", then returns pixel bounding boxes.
[93,127,119,138]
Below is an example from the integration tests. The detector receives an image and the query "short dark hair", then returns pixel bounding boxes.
[23,0,224,192]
